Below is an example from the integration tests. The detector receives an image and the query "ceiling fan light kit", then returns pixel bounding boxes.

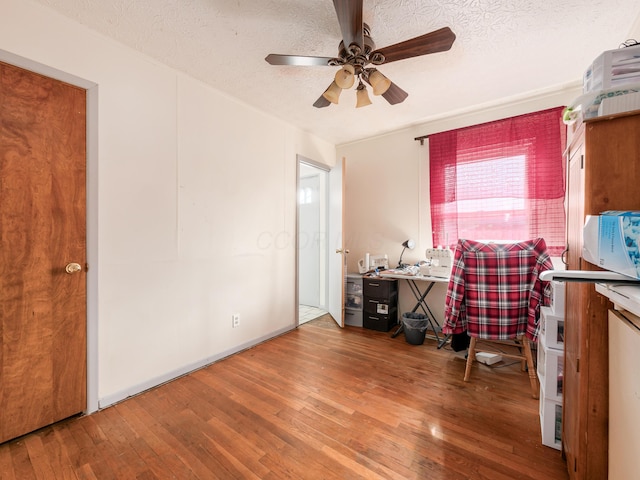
[334,64,356,89]
[322,81,343,104]
[265,0,456,109]
[367,69,391,96]
[356,81,372,108]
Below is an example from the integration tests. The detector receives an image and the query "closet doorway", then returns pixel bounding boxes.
[297,157,329,324]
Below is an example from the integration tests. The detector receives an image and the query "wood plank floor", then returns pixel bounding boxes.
[0,316,568,479]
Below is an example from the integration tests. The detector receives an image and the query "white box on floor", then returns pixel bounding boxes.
[539,384,563,450]
[537,334,564,401]
[540,306,564,350]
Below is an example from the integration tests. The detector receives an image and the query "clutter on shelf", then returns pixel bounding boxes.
[563,41,640,124]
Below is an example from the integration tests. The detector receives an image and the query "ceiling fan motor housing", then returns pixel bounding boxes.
[333,23,378,73]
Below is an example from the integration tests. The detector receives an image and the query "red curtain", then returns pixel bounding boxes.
[429,107,567,255]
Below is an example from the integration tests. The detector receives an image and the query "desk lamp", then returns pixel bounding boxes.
[397,239,415,268]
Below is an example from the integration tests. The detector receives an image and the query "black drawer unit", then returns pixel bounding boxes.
[362,277,398,331]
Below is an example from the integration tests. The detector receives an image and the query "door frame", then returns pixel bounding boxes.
[327,157,345,327]
[0,49,100,414]
[296,155,330,325]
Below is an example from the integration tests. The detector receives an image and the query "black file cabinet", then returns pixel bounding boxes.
[363,277,398,331]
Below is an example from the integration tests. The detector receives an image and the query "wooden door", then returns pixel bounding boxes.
[0,62,87,443]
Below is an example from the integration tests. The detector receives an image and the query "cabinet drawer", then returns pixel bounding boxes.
[345,293,362,310]
[540,306,564,350]
[344,308,363,327]
[345,277,363,295]
[363,278,397,298]
[537,335,564,401]
[363,295,397,315]
[363,310,397,332]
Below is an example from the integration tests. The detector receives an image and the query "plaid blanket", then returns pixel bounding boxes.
[443,238,553,341]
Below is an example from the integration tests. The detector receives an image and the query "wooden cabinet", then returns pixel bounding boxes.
[362,277,398,331]
[563,112,640,479]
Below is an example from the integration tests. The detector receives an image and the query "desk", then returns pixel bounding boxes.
[378,272,450,348]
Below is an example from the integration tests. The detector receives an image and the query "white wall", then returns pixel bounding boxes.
[0,0,335,408]
[337,87,583,322]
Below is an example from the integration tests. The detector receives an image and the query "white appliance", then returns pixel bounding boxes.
[596,284,640,480]
[357,254,389,274]
[424,248,453,278]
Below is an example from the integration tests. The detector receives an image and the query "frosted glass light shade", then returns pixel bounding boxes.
[322,82,342,104]
[334,64,355,89]
[368,69,391,95]
[356,85,372,108]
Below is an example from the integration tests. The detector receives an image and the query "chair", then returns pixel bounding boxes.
[443,238,553,399]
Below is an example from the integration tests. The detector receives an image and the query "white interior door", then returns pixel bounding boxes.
[328,157,345,327]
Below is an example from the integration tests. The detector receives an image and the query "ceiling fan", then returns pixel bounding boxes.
[265,0,456,108]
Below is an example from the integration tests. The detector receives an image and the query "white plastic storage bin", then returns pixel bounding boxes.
[540,306,564,350]
[344,274,363,327]
[537,334,564,401]
[344,309,363,327]
[583,43,640,93]
[549,281,565,316]
[539,384,563,450]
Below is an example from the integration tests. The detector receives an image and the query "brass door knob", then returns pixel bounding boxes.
[65,262,82,274]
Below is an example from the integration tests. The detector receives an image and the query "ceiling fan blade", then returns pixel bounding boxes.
[381,82,408,105]
[265,54,333,66]
[313,95,331,108]
[332,0,363,53]
[371,27,456,64]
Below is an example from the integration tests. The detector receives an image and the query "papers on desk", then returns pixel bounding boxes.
[378,266,450,281]
[379,266,420,277]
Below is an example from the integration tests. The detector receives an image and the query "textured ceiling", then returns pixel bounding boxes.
[31,0,640,144]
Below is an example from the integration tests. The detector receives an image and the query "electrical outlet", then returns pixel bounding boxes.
[232,313,240,328]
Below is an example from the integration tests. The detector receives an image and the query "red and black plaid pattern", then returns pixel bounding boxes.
[443,238,553,341]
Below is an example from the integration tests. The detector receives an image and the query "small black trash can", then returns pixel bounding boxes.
[402,312,428,345]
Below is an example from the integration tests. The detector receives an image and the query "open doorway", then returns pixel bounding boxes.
[297,157,329,324]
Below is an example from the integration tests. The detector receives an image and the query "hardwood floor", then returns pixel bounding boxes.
[0,316,568,479]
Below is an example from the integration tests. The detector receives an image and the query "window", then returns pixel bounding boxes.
[429,107,566,255]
